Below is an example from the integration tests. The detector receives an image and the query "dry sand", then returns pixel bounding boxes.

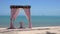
[0,26,60,34]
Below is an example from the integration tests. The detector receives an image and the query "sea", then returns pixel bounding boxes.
[0,16,60,28]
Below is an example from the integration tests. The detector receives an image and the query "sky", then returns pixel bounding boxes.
[0,0,60,16]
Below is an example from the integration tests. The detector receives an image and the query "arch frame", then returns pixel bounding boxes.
[9,5,32,29]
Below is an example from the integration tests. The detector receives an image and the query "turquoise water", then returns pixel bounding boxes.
[0,16,60,28]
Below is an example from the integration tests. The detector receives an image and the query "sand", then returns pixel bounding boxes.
[0,26,60,34]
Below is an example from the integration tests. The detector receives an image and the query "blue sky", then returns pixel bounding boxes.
[0,0,60,16]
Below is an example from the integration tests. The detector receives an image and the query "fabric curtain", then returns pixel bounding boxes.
[23,8,30,21]
[11,8,20,20]
[13,8,20,20]
[24,8,32,28]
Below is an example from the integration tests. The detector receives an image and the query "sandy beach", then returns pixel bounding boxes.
[0,26,60,34]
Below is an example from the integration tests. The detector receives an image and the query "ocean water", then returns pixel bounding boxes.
[0,16,60,28]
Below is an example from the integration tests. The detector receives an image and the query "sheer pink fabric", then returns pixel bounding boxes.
[11,8,20,20]
[24,8,30,21]
[24,8,32,28]
[11,8,16,20]
[10,8,18,28]
[13,8,20,20]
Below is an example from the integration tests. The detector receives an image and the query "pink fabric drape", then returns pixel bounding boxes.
[24,8,32,28]
[10,8,18,29]
[24,8,30,21]
[11,8,20,20]
[13,8,20,20]
[11,8,16,20]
